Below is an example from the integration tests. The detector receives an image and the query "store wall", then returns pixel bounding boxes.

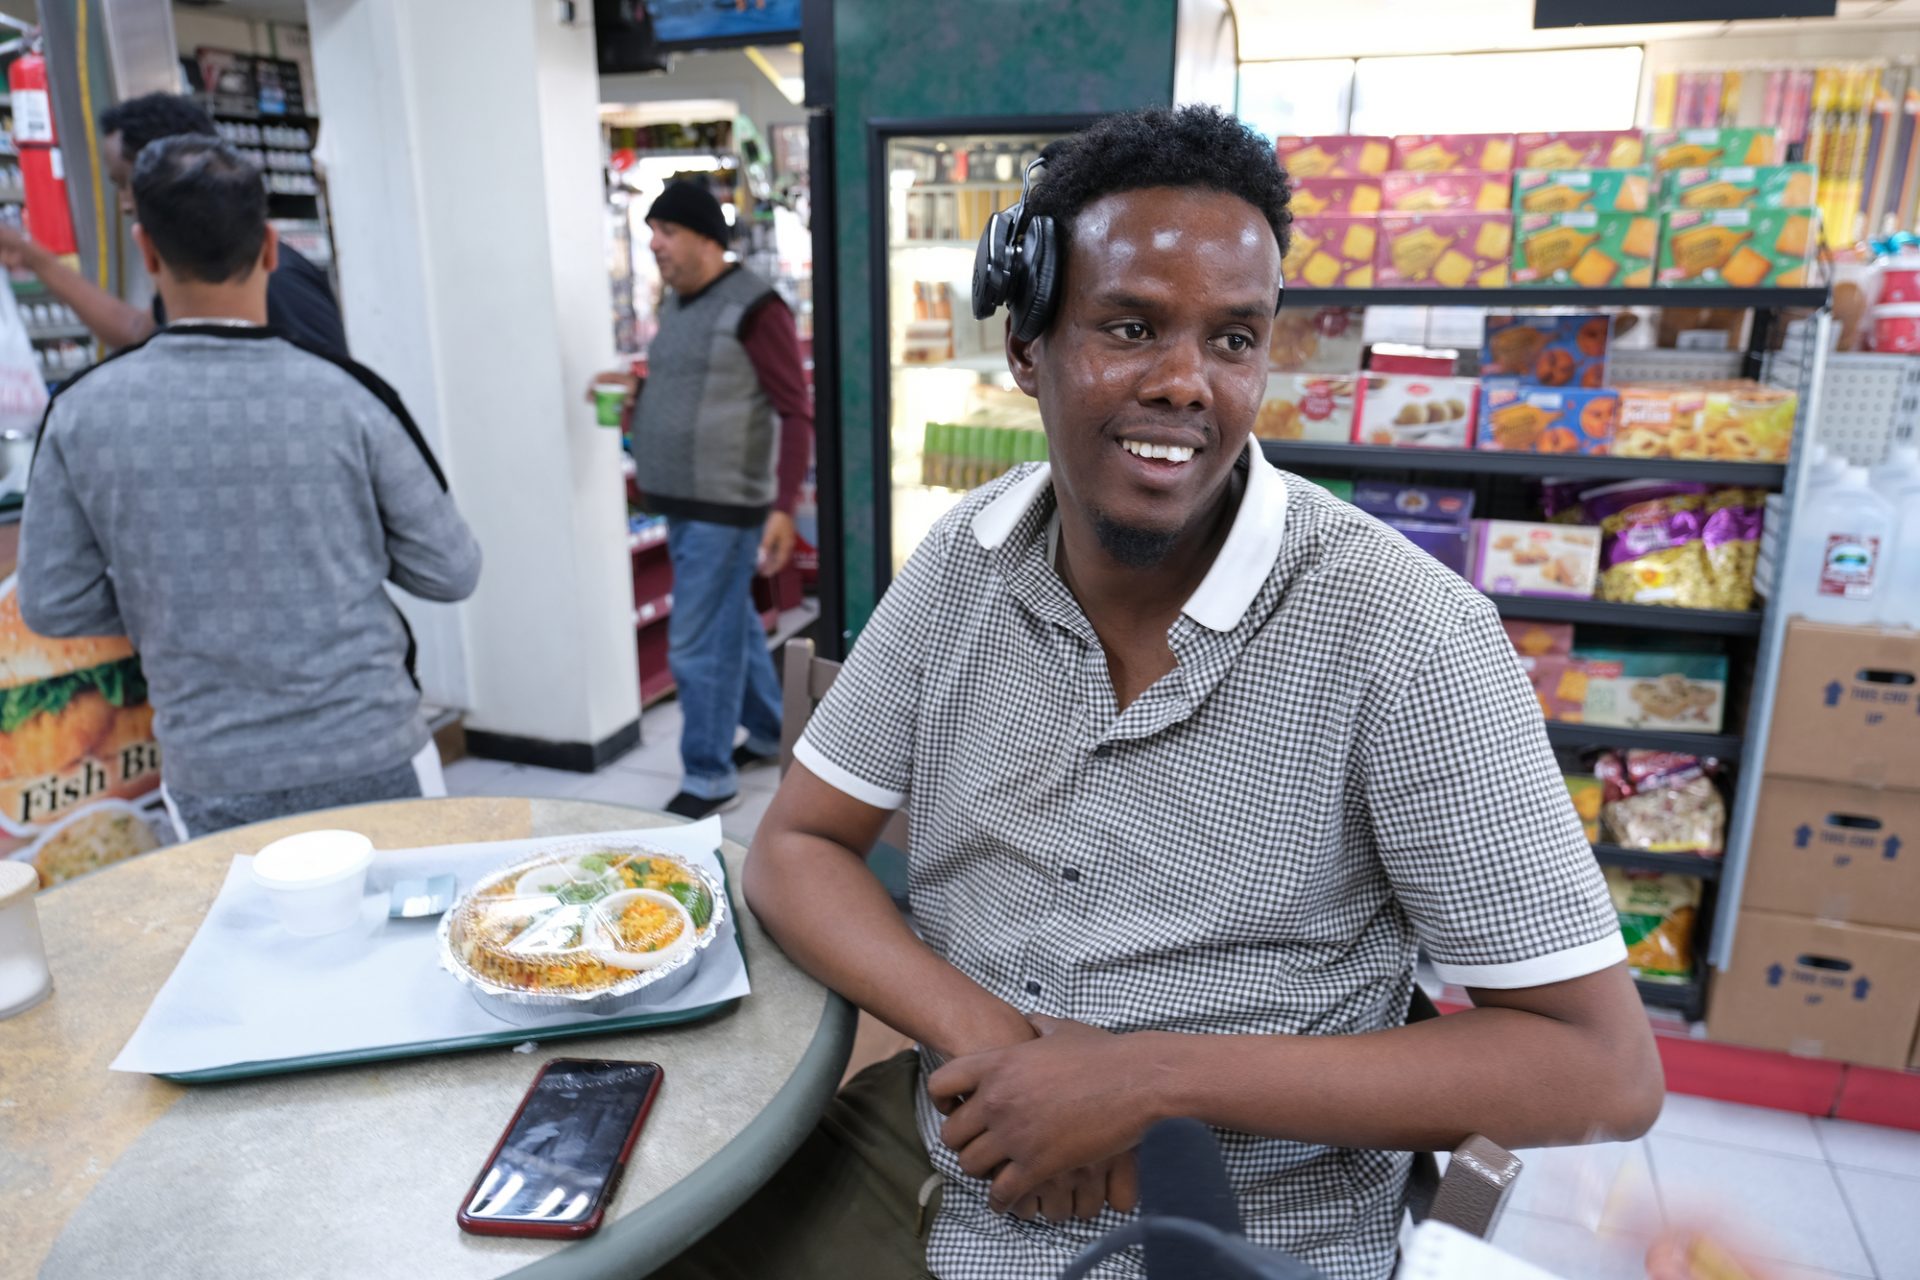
[308,0,639,756]
[172,9,319,111]
[601,47,805,131]
[831,0,1177,636]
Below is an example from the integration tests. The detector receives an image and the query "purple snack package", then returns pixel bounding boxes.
[1352,482,1475,576]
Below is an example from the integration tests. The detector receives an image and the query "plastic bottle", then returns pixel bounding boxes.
[1871,443,1920,501]
[1876,447,1920,627]
[1779,465,1898,625]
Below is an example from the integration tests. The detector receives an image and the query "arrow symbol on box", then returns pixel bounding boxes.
[1887,836,1903,862]
[1795,824,1813,848]
[1824,680,1843,707]
[1855,977,1872,1001]
[1767,963,1784,987]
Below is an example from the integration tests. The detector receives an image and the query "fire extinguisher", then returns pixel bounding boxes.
[8,51,77,256]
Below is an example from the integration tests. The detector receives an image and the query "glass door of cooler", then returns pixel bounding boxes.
[878,122,1089,579]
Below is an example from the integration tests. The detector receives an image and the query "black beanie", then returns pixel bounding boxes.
[647,181,730,247]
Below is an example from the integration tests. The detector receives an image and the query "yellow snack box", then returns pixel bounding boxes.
[1513,168,1653,213]
[1383,170,1510,213]
[1283,215,1376,288]
[1390,133,1516,172]
[1515,131,1646,171]
[1513,211,1658,288]
[1276,135,1392,178]
[1377,213,1511,288]
[1657,207,1819,287]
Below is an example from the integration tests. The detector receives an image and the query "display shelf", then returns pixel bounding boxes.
[634,593,673,630]
[1486,594,1762,636]
[1545,721,1741,756]
[1635,976,1704,1019]
[639,668,677,709]
[1260,439,1787,486]
[629,526,667,556]
[1593,844,1724,880]
[1283,286,1829,310]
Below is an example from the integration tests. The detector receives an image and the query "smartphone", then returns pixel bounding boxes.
[456,1058,664,1239]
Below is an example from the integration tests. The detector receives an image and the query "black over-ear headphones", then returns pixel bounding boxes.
[970,155,1289,339]
[971,157,1059,344]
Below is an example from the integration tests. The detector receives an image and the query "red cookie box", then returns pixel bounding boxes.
[1391,133,1516,172]
[1514,131,1648,171]
[1289,176,1384,216]
[1352,374,1480,450]
[1382,170,1511,213]
[1276,135,1392,178]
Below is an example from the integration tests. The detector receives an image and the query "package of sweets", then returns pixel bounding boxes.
[1660,163,1817,210]
[1513,211,1658,287]
[1645,127,1781,171]
[1288,176,1384,216]
[1574,647,1729,734]
[1606,868,1703,980]
[1470,520,1602,598]
[1512,168,1653,213]
[1391,133,1516,172]
[1382,170,1510,213]
[1351,482,1475,574]
[1267,306,1366,373]
[1352,374,1479,448]
[1255,373,1359,443]
[1597,751,1727,857]
[1377,213,1511,288]
[1481,313,1610,385]
[1503,618,1574,658]
[1657,207,1817,287]
[1276,135,1392,178]
[1564,774,1604,843]
[1283,215,1377,288]
[1479,381,1618,454]
[1515,131,1646,171]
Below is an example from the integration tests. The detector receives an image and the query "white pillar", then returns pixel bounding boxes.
[306,0,640,763]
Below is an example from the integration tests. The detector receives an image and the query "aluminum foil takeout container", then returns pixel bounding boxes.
[437,836,728,1026]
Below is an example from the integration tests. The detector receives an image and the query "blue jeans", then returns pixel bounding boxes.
[666,517,783,800]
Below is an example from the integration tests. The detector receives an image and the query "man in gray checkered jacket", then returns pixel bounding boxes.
[19,136,479,839]
[660,108,1664,1280]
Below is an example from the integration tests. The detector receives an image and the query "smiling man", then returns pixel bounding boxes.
[656,106,1661,1280]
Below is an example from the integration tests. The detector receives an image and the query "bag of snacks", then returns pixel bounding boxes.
[1605,867,1701,982]
[1594,750,1726,855]
[1585,481,1714,608]
[1701,487,1764,612]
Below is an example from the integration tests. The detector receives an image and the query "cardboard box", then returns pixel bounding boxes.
[1377,213,1511,288]
[1482,313,1611,386]
[1513,211,1658,288]
[1352,374,1479,449]
[1267,306,1366,373]
[1658,208,1818,287]
[1513,168,1654,213]
[1276,135,1391,178]
[1391,133,1515,172]
[1352,482,1474,575]
[1283,215,1377,289]
[1480,381,1618,454]
[1661,163,1819,210]
[1382,170,1510,213]
[1765,622,1920,791]
[1744,777,1920,931]
[1470,520,1602,598]
[1515,131,1646,171]
[1572,647,1729,734]
[1256,373,1358,443]
[1708,909,1920,1071]
[1646,127,1781,172]
[1289,176,1383,216]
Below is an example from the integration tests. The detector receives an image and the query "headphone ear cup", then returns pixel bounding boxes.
[971,207,1015,320]
[1009,213,1059,344]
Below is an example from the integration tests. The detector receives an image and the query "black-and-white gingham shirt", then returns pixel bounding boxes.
[797,438,1624,1280]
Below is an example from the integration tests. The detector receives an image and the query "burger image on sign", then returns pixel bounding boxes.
[0,583,162,885]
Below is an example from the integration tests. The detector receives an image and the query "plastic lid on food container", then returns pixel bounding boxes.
[252,830,375,889]
[0,858,37,909]
[1871,303,1920,319]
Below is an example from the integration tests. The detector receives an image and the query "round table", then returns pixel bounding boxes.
[1,797,855,1279]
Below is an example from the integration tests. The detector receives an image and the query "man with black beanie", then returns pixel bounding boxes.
[601,180,812,820]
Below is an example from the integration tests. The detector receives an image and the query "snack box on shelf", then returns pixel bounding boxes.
[1512,168,1652,213]
[1255,373,1359,443]
[1352,481,1475,576]
[1657,207,1816,287]
[1470,519,1602,599]
[1377,213,1511,288]
[1526,656,1588,723]
[1305,476,1355,501]
[1352,373,1479,449]
[1515,130,1646,171]
[1391,133,1515,172]
[1480,381,1618,454]
[1481,313,1611,386]
[1645,127,1780,171]
[1503,618,1575,659]
[1276,135,1391,178]
[1283,215,1377,289]
[1572,647,1729,734]
[1660,163,1818,210]
[1513,211,1657,288]
[1382,170,1510,213]
[1565,774,1604,843]
[1289,176,1384,216]
[1267,306,1366,373]
[1611,381,1797,462]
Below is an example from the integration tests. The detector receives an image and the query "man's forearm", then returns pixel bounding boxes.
[19,241,153,350]
[745,829,1032,1060]
[1141,997,1662,1152]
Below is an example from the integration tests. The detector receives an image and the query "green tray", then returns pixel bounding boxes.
[159,856,748,1084]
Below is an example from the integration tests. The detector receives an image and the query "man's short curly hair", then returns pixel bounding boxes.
[1025,104,1292,262]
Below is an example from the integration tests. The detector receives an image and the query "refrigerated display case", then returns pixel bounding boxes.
[870,117,1095,578]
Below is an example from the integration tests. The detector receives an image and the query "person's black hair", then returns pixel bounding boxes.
[98,92,218,162]
[1026,104,1293,263]
[132,135,267,284]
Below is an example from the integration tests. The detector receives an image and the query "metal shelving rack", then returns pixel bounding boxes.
[1266,285,1832,1022]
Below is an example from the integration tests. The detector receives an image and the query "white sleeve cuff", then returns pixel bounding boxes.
[1429,932,1629,991]
[793,737,907,811]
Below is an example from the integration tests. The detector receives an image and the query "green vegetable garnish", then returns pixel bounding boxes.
[554,880,606,905]
[577,852,619,875]
[0,655,147,734]
[665,880,712,929]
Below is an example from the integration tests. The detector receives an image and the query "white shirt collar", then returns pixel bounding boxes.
[970,435,1289,633]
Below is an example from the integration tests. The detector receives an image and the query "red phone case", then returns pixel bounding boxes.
[456,1057,664,1239]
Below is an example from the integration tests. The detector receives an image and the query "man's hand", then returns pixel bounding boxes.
[929,1014,1160,1215]
[760,509,797,576]
[0,222,36,271]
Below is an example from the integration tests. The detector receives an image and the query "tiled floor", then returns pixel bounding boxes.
[448,699,1920,1280]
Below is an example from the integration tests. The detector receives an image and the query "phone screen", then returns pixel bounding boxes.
[462,1059,660,1228]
